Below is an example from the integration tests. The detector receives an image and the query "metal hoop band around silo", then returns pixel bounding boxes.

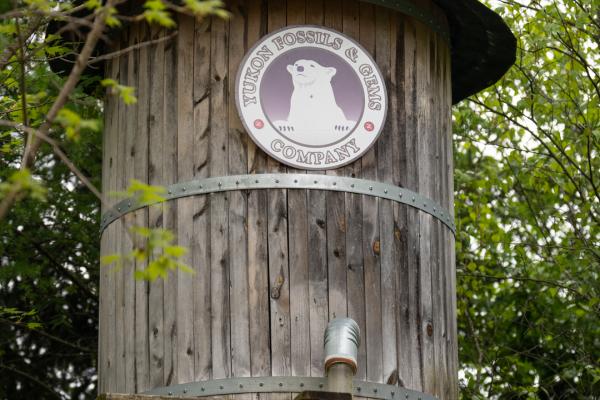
[141,376,438,400]
[99,174,456,235]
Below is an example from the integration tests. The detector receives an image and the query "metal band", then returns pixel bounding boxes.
[100,174,455,234]
[142,376,438,400]
[360,0,449,42]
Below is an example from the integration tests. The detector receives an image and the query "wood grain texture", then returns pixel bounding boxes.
[245,0,272,386]
[399,13,423,391]
[267,0,291,381]
[390,11,410,389]
[192,16,212,383]
[98,2,457,398]
[162,24,179,386]
[304,0,329,380]
[134,21,150,394]
[147,26,166,391]
[374,8,398,386]
[228,0,251,383]
[341,0,366,382]
[115,27,129,393]
[210,15,231,380]
[286,0,311,380]
[175,13,195,385]
[359,2,383,385]
[324,0,347,323]
[122,24,137,394]
[100,37,120,394]
[415,13,436,394]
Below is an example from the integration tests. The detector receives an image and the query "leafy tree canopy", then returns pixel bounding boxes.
[454,0,599,398]
[0,0,598,399]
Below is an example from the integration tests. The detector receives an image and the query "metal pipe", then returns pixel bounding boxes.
[324,318,360,394]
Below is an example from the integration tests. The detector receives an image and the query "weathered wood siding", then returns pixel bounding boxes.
[99,1,457,399]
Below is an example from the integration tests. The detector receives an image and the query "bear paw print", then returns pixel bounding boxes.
[277,124,295,132]
[334,124,352,132]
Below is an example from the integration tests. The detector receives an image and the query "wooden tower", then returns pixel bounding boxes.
[86,1,516,399]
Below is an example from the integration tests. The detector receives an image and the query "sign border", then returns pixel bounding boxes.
[234,24,388,170]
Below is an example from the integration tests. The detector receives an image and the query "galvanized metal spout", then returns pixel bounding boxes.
[324,318,360,394]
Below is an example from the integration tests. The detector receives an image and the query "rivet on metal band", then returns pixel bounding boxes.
[360,0,449,42]
[141,376,438,400]
[100,174,456,234]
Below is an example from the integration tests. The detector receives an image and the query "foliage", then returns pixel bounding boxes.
[55,108,100,141]
[0,1,227,398]
[102,226,193,281]
[0,79,102,399]
[0,0,598,399]
[0,169,46,201]
[102,173,191,282]
[453,0,600,398]
[100,79,137,105]
[119,178,167,205]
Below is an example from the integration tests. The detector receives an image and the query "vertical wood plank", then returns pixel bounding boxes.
[442,33,458,400]
[415,14,436,394]
[304,0,328,379]
[341,0,366,382]
[438,36,451,399]
[192,16,212,382]
[98,61,108,395]
[162,25,179,386]
[99,38,120,393]
[431,31,446,399]
[133,20,150,394]
[245,0,271,384]
[400,13,423,391]
[288,188,310,373]
[114,28,129,392]
[323,0,347,322]
[359,2,383,384]
[390,12,411,390]
[210,15,231,380]
[285,0,311,379]
[122,23,138,394]
[374,6,398,386]
[266,2,291,391]
[306,183,328,377]
[147,26,166,390]
[228,0,251,384]
[176,14,196,385]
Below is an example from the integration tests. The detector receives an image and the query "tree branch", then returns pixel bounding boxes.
[0,120,105,208]
[0,363,62,399]
[0,15,42,71]
[0,1,114,221]
[457,272,593,303]
[0,318,94,354]
[13,229,98,300]
[19,0,115,171]
[88,29,178,65]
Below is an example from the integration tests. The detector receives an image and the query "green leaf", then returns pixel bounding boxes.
[100,254,121,266]
[164,245,186,257]
[143,0,176,27]
[183,0,231,18]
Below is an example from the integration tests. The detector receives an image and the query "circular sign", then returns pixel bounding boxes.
[235,25,388,170]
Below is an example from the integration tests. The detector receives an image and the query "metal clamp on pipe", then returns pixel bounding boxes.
[324,318,361,395]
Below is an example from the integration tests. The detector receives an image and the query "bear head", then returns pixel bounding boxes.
[286,59,336,86]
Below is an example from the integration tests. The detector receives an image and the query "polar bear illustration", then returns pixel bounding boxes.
[273,59,355,145]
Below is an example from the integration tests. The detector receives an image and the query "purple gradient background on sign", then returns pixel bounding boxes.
[259,47,364,122]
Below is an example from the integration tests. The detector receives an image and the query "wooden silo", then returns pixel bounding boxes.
[84,1,516,399]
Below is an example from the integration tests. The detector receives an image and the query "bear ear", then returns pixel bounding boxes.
[326,67,337,77]
[287,64,294,74]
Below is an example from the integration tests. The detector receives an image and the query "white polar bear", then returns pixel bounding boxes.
[273,59,355,145]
